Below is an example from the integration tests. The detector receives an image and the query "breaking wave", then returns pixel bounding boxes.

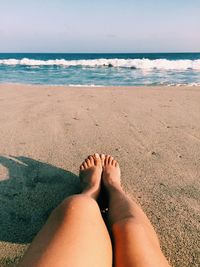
[1,58,200,70]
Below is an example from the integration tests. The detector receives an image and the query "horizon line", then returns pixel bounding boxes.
[0,51,200,54]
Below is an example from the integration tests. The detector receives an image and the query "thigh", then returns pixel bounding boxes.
[18,195,112,267]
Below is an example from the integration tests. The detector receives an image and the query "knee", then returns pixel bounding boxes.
[112,218,161,248]
[112,218,145,236]
[51,195,99,221]
[61,195,98,211]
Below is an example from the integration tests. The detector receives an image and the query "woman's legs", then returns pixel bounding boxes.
[101,154,171,267]
[18,152,171,267]
[18,154,112,267]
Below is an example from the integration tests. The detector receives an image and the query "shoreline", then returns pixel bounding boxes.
[0,84,200,267]
[0,82,200,88]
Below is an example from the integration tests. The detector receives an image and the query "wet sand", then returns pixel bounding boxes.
[0,84,200,266]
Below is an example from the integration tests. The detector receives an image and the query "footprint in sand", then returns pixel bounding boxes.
[151,151,160,158]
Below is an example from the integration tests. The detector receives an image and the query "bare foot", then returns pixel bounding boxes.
[102,155,122,192]
[79,153,102,200]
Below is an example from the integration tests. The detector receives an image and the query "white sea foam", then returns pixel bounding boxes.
[1,58,200,70]
[167,82,200,87]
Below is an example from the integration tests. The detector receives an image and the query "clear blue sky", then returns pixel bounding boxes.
[0,0,200,53]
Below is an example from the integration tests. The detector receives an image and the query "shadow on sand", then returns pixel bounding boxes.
[0,155,81,244]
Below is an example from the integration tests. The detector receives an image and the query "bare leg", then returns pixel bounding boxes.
[18,154,112,267]
[101,154,171,267]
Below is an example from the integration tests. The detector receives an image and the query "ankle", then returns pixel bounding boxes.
[106,184,124,195]
[82,187,100,200]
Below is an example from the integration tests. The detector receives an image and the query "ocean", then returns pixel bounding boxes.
[0,53,200,86]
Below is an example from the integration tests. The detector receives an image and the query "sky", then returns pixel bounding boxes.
[0,0,200,53]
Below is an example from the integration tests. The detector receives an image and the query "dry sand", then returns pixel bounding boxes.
[0,84,200,267]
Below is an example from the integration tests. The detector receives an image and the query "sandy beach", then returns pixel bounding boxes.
[0,84,200,266]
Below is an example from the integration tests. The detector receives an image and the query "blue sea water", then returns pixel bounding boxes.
[0,53,200,86]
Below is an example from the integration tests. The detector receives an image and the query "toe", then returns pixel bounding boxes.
[100,154,105,166]
[108,156,113,164]
[80,164,84,171]
[112,159,117,166]
[93,153,101,165]
[83,161,88,169]
[94,153,100,159]
[105,155,110,165]
[88,155,94,165]
[86,158,91,167]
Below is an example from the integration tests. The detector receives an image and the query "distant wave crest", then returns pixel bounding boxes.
[1,58,200,70]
